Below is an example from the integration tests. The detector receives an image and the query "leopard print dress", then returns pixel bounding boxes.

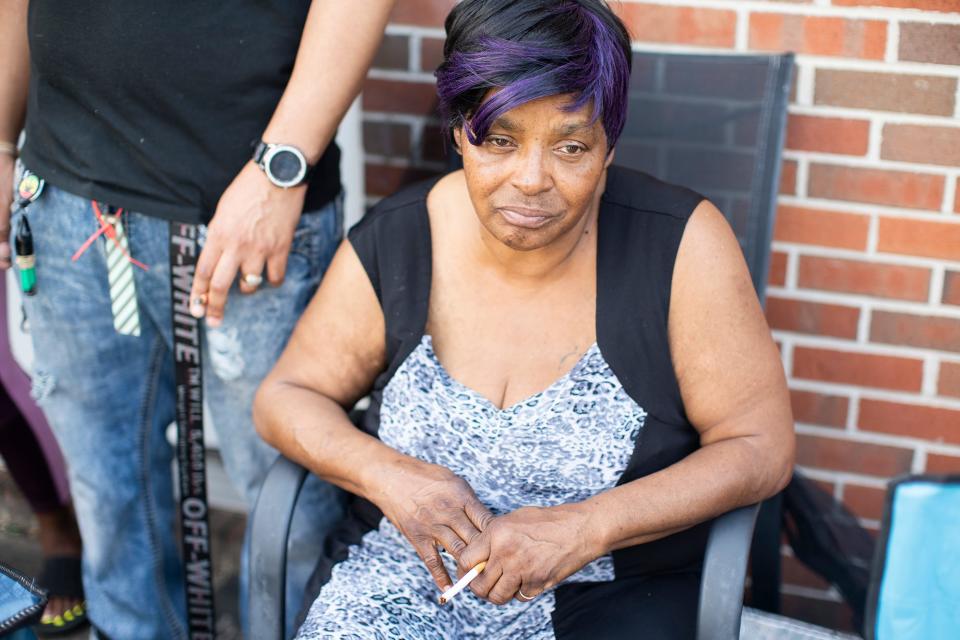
[295,335,646,640]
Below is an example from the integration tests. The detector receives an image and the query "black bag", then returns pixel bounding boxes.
[782,472,875,634]
[0,561,48,634]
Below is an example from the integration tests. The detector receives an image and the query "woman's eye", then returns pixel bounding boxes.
[558,143,586,156]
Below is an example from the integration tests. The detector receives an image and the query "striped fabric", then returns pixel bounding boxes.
[103,214,141,336]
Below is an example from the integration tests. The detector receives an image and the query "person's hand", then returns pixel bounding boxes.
[0,153,15,270]
[457,504,600,605]
[189,161,306,327]
[370,457,494,591]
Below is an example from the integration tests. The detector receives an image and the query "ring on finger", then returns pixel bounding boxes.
[517,589,536,601]
[242,272,263,287]
[192,293,208,306]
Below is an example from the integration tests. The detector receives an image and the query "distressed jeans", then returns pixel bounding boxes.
[9,174,345,639]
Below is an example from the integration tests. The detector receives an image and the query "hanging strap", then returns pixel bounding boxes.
[169,221,216,640]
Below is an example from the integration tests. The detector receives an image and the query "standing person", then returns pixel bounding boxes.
[0,1,397,638]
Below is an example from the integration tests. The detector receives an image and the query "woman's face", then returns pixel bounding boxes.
[456,94,613,252]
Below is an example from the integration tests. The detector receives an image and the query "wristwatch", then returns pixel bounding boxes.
[251,140,313,188]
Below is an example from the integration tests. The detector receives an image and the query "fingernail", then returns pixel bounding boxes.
[190,303,205,318]
[206,316,221,328]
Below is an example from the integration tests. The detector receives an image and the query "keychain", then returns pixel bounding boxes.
[13,170,45,296]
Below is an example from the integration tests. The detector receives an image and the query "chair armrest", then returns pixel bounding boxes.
[249,455,310,640]
[697,503,762,640]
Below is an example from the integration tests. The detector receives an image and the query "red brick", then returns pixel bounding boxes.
[955,178,960,213]
[389,0,454,27]
[860,399,960,445]
[781,594,857,633]
[797,256,930,302]
[785,115,870,156]
[795,433,914,476]
[782,555,832,591]
[945,271,960,306]
[750,14,886,60]
[617,3,737,48]
[843,484,888,521]
[421,37,445,72]
[766,297,860,339]
[363,121,412,158]
[780,159,798,195]
[362,78,438,115]
[773,205,869,250]
[372,34,409,71]
[793,346,923,391]
[790,389,850,428]
[808,164,944,211]
[900,23,960,66]
[877,217,960,261]
[926,452,960,473]
[365,164,440,197]
[881,124,960,167]
[833,0,960,11]
[939,361,960,398]
[768,251,788,287]
[815,69,956,117]
[870,310,960,353]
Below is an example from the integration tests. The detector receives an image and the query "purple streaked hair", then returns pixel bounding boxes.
[435,0,632,149]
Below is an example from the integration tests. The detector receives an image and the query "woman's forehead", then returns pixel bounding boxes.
[487,95,601,136]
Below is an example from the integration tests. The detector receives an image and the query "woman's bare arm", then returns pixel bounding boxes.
[583,199,794,552]
[254,242,494,590]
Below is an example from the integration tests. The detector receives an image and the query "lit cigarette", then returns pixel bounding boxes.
[438,561,486,605]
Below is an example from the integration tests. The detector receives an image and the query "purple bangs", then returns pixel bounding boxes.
[435,2,630,148]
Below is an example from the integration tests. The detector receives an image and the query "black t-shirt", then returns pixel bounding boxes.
[20,1,341,225]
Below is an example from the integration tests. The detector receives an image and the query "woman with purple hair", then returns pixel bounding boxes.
[255,1,794,638]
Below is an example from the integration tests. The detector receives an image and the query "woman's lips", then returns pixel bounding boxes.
[497,206,555,229]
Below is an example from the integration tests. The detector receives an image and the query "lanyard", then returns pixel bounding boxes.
[169,221,217,640]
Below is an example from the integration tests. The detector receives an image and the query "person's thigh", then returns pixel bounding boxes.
[11,179,186,639]
[200,195,348,632]
[551,572,700,640]
[297,522,460,640]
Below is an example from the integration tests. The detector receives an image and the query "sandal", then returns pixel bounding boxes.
[33,556,89,637]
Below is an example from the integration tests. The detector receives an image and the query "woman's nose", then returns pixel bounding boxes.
[510,147,552,195]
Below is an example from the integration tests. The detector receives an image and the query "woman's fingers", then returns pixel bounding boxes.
[515,580,543,603]
[432,525,468,562]
[413,539,453,591]
[204,252,241,327]
[467,561,502,600]
[486,571,522,606]
[238,256,266,295]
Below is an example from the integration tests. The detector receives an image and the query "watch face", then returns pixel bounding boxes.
[267,149,305,185]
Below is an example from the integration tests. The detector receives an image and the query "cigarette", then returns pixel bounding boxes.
[437,561,487,605]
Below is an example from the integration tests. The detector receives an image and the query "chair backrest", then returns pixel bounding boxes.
[864,474,960,640]
[619,50,794,303]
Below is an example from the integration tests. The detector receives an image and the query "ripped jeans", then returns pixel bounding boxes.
[10,179,345,639]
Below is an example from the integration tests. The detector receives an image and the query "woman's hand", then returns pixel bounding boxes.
[457,504,601,605]
[369,456,494,591]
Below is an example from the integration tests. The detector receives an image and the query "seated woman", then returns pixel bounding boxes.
[254,0,794,637]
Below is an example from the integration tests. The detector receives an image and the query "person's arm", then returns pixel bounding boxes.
[0,0,29,271]
[189,0,397,326]
[254,239,493,592]
[459,200,795,604]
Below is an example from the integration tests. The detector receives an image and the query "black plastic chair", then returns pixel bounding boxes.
[249,49,794,640]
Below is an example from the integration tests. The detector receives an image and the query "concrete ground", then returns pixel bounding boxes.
[0,468,245,640]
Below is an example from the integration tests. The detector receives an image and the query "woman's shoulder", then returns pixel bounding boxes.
[601,165,705,222]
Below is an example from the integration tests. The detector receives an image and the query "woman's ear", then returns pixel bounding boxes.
[604,147,615,168]
[452,127,464,155]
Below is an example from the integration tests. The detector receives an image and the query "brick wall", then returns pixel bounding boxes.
[364,0,960,632]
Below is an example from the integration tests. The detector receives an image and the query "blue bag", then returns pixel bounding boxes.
[0,561,47,635]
